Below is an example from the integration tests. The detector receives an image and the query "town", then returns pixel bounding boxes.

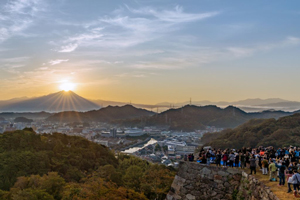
[0,117,223,167]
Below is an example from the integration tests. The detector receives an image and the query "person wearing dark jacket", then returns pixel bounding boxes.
[250,155,257,174]
[235,153,239,168]
[241,154,246,169]
[275,160,286,186]
[215,151,221,167]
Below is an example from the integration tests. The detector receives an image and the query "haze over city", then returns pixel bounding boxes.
[1,0,300,104]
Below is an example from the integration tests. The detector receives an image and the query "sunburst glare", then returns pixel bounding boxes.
[59,82,76,91]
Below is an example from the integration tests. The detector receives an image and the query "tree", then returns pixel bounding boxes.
[123,166,143,192]
[141,165,176,200]
[155,144,161,152]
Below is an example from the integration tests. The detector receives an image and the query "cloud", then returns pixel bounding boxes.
[226,47,254,58]
[58,43,78,52]
[48,59,69,65]
[226,36,300,58]
[0,0,44,43]
[283,36,300,46]
[126,5,220,23]
[55,5,219,51]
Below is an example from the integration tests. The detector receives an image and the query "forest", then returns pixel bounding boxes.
[0,129,176,200]
[204,113,300,149]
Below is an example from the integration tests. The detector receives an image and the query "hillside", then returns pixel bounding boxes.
[204,113,300,149]
[0,129,175,200]
[0,112,52,120]
[47,105,155,122]
[14,117,33,123]
[116,105,294,131]
[0,91,100,112]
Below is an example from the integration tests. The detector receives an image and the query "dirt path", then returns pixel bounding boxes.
[243,168,299,200]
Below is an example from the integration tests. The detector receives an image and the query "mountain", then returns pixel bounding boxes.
[257,101,300,108]
[0,112,52,120]
[14,117,33,123]
[0,97,29,107]
[0,91,100,112]
[231,98,289,106]
[204,113,300,149]
[91,99,158,109]
[115,105,296,131]
[47,105,155,122]
[156,98,290,106]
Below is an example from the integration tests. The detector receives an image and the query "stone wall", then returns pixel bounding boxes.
[166,161,279,200]
[237,171,280,200]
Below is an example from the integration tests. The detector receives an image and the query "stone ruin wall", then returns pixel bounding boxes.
[166,161,280,200]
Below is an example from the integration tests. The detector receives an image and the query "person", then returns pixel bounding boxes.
[286,170,293,193]
[275,160,286,186]
[222,151,228,167]
[291,170,300,197]
[184,154,187,161]
[229,151,235,168]
[245,152,250,168]
[215,151,221,167]
[250,155,256,174]
[201,153,207,164]
[241,153,246,169]
[269,160,277,181]
[257,154,262,169]
[234,152,239,168]
[261,157,268,175]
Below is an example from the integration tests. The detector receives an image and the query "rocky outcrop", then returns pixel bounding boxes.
[237,171,280,200]
[167,162,279,200]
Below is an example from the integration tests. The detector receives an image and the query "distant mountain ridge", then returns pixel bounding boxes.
[114,105,299,131]
[2,93,300,112]
[155,98,290,107]
[47,105,155,122]
[0,91,100,112]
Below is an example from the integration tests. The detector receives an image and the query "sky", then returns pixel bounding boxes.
[0,0,300,104]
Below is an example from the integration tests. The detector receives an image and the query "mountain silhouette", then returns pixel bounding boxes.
[0,91,100,112]
[47,104,155,122]
[115,105,296,131]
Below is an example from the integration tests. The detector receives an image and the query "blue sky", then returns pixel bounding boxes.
[0,0,300,103]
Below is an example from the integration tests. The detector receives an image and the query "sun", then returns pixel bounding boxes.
[59,82,76,92]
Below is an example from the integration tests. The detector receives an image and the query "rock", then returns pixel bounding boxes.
[186,194,196,200]
[200,167,212,175]
[218,170,229,177]
[214,175,222,180]
[242,171,248,178]
[232,174,241,181]
[167,162,279,200]
[224,182,231,188]
[226,168,240,175]
[167,193,182,200]
[211,191,217,197]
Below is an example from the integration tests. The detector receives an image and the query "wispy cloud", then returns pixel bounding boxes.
[126,5,219,23]
[0,0,45,42]
[55,5,219,52]
[58,43,78,52]
[48,59,69,65]
[0,56,30,74]
[226,36,300,58]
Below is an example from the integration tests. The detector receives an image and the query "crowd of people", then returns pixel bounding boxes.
[193,146,300,197]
